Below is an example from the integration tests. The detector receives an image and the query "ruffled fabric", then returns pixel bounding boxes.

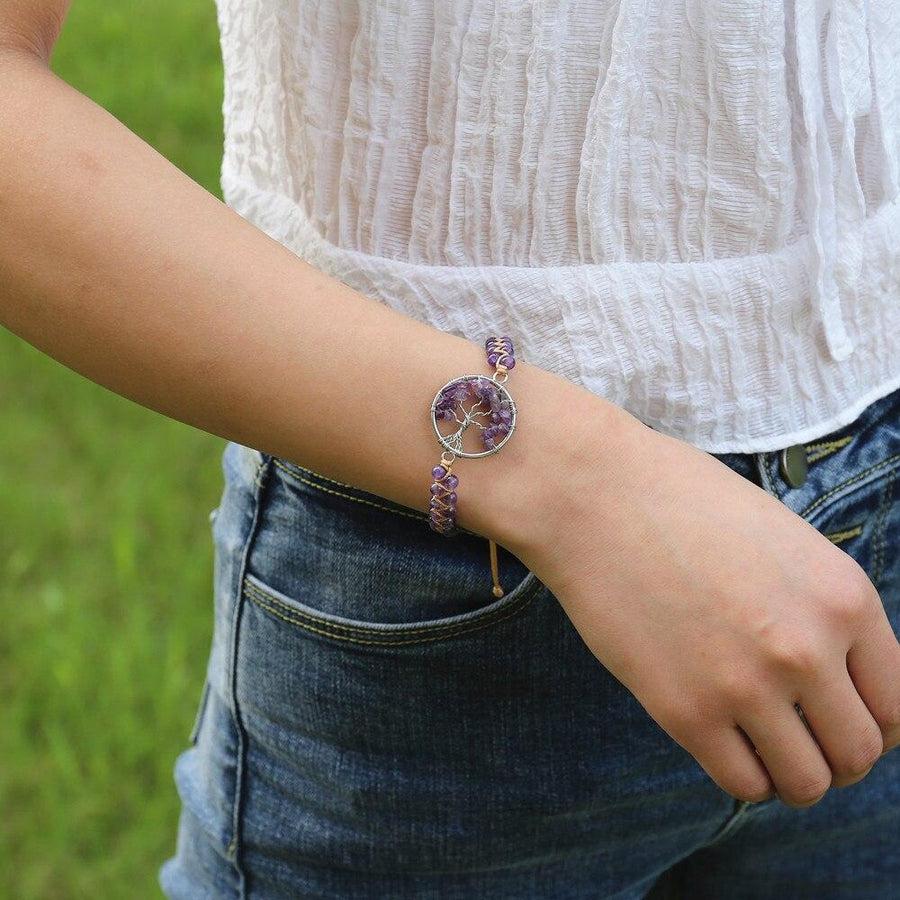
[213,0,900,452]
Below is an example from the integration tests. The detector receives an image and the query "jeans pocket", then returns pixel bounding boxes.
[242,455,540,638]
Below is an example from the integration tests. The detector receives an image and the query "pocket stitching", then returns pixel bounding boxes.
[805,435,854,464]
[823,523,864,545]
[799,452,900,521]
[246,589,538,645]
[243,577,541,644]
[272,459,429,526]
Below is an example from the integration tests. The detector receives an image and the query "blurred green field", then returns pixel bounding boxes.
[0,2,227,896]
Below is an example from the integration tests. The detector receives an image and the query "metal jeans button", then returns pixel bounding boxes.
[779,444,808,488]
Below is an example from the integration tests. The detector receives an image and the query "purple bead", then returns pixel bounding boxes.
[487,352,499,366]
[442,383,466,404]
[447,491,457,504]
[432,465,447,479]
[445,473,459,489]
[499,355,515,369]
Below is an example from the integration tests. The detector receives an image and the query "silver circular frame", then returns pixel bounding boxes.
[430,374,517,459]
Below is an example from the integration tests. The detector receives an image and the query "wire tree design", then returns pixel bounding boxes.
[433,377,514,453]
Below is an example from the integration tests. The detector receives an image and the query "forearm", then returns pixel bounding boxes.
[0,48,635,554]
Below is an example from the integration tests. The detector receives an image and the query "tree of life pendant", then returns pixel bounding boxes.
[430,374,517,460]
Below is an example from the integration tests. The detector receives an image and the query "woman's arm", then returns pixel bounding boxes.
[3,2,898,808]
[0,5,619,549]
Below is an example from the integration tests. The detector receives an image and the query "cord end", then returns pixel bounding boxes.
[488,539,504,597]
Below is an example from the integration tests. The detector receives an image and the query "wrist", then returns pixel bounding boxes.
[456,361,645,563]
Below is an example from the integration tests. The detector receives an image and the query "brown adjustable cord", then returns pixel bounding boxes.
[488,538,504,597]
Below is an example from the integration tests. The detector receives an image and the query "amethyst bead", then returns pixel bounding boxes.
[432,465,447,479]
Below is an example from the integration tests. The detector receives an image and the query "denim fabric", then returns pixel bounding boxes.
[160,387,900,899]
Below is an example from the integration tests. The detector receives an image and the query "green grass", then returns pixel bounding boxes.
[1,3,227,896]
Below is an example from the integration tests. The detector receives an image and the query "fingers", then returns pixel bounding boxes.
[796,670,884,788]
[684,722,776,803]
[739,703,832,807]
[846,611,900,752]
[670,720,775,803]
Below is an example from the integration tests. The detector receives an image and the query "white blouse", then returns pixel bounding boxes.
[213,0,900,452]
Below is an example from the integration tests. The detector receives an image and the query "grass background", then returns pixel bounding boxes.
[1,2,227,896]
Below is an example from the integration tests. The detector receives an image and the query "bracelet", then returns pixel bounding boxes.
[427,336,518,597]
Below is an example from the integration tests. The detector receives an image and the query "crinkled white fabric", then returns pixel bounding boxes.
[213,0,900,452]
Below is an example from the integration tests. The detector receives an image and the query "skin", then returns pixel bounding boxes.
[2,1,899,810]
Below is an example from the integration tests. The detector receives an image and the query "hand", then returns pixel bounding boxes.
[507,396,900,807]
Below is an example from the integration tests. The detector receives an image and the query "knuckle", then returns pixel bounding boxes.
[716,667,764,708]
[784,771,831,807]
[836,731,884,779]
[662,701,705,738]
[819,565,877,625]
[733,683,771,716]
[763,634,827,676]
[655,702,710,750]
[878,697,900,734]
[728,775,773,804]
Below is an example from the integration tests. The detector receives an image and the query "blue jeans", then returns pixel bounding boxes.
[160,387,900,899]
